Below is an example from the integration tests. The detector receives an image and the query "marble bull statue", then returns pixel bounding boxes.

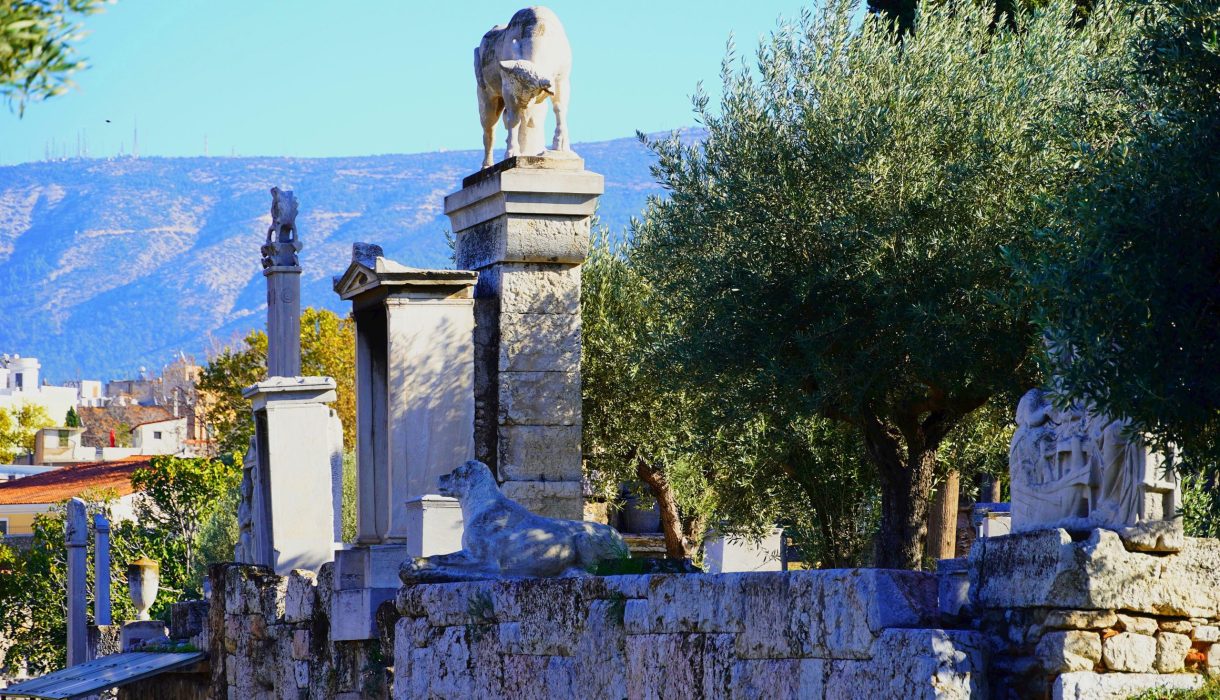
[474,6,572,168]
[400,460,627,583]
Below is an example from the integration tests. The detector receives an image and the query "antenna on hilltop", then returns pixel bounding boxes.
[132,119,139,159]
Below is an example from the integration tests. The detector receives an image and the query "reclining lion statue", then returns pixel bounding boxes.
[400,460,627,583]
[474,6,572,168]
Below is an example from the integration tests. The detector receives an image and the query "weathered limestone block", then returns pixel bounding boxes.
[484,263,582,315]
[825,629,988,700]
[1102,631,1157,672]
[1194,625,1220,642]
[498,424,582,481]
[457,215,591,270]
[499,480,583,520]
[1036,630,1102,673]
[397,581,496,627]
[283,569,316,623]
[624,633,734,700]
[1155,631,1191,672]
[499,312,580,372]
[626,575,747,635]
[1045,609,1117,630]
[493,578,595,656]
[1053,671,1204,699]
[498,370,580,425]
[1116,613,1159,636]
[1208,643,1220,676]
[1160,619,1193,634]
[820,569,940,660]
[970,528,1220,617]
[728,659,825,700]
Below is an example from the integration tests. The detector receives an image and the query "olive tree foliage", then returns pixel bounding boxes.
[631,0,1136,568]
[0,402,53,462]
[582,228,706,559]
[0,493,144,675]
[131,455,241,587]
[1013,0,1220,469]
[0,0,108,115]
[584,226,880,567]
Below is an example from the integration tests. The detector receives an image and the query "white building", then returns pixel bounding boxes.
[132,417,189,456]
[0,355,78,427]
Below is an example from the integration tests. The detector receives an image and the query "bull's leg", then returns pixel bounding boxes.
[503,101,523,159]
[478,91,503,169]
[551,76,570,152]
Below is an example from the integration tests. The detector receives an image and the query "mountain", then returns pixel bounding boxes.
[0,134,671,381]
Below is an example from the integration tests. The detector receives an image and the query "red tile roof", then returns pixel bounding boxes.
[0,457,154,505]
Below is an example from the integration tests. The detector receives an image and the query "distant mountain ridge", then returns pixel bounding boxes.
[0,134,672,381]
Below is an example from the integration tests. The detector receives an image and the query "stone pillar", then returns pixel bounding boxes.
[444,156,602,520]
[93,512,111,626]
[334,245,476,551]
[242,377,340,574]
[65,497,87,666]
[261,187,303,378]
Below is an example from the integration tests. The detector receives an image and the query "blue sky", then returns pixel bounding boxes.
[0,1,814,164]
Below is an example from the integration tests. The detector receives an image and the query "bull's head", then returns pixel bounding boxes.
[499,59,554,101]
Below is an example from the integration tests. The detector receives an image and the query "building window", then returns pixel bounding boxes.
[58,430,69,447]
[153,431,163,440]
[13,374,21,389]
[0,520,8,537]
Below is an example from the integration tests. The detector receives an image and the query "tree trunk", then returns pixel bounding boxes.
[635,457,689,559]
[864,418,939,570]
[925,469,959,562]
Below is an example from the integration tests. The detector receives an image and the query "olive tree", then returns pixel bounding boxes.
[1,0,108,115]
[1016,0,1220,469]
[632,0,1135,568]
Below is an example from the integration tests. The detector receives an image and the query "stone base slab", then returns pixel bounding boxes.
[334,544,411,591]
[331,586,397,642]
[970,528,1220,617]
[1053,671,1204,699]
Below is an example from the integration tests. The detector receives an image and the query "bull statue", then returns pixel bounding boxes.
[475,7,572,169]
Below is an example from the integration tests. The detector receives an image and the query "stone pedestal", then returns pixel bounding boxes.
[334,249,477,548]
[444,155,603,520]
[968,528,1220,696]
[120,620,168,652]
[242,377,341,575]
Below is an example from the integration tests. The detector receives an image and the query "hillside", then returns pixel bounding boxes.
[0,135,670,380]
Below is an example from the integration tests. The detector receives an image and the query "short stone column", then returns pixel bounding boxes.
[65,497,87,666]
[261,187,303,378]
[444,156,603,520]
[93,512,111,626]
[242,377,341,574]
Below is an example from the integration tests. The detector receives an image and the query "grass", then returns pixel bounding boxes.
[1127,679,1220,699]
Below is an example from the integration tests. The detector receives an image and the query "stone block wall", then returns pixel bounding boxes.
[393,570,988,699]
[120,563,397,700]
[969,528,1220,698]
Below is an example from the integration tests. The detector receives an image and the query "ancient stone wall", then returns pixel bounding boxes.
[120,563,396,700]
[970,529,1220,698]
[392,570,987,699]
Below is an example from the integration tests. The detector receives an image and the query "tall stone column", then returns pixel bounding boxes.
[444,156,602,520]
[261,187,302,378]
[65,497,87,666]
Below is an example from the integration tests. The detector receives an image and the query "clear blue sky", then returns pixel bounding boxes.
[0,1,814,164]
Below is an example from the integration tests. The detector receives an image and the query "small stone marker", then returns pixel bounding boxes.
[93,512,111,626]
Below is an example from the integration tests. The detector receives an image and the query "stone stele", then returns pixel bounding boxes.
[1008,386,1182,551]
